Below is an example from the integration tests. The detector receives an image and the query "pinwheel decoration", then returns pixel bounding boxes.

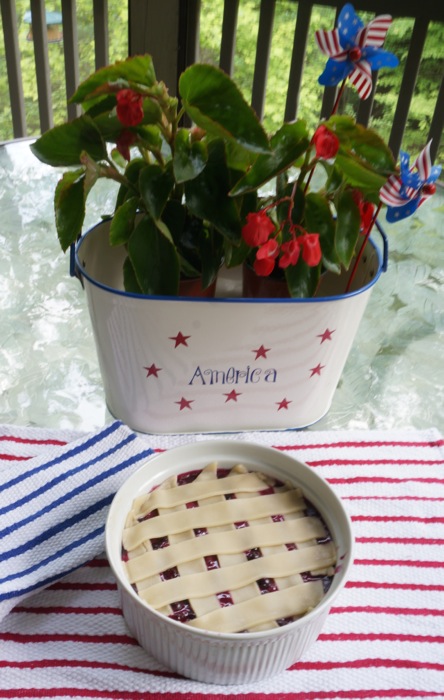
[379,142,442,222]
[315,3,399,100]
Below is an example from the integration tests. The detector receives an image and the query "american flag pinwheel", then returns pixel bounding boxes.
[315,3,399,100]
[379,142,442,222]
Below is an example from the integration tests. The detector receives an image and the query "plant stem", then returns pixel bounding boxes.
[303,157,318,194]
[102,159,139,195]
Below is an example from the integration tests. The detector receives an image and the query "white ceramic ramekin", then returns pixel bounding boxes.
[105,440,353,685]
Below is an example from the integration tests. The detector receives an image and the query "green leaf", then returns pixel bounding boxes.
[324,162,344,193]
[70,55,157,104]
[115,158,145,209]
[335,190,361,268]
[184,140,242,243]
[30,116,107,166]
[161,200,187,247]
[135,124,163,152]
[223,138,261,173]
[305,192,341,273]
[335,152,389,191]
[83,95,117,119]
[127,215,180,295]
[110,197,139,246]
[54,170,86,251]
[162,201,223,285]
[173,128,208,183]
[198,225,224,288]
[352,129,396,173]
[230,121,310,195]
[224,237,250,268]
[285,257,320,298]
[179,64,269,154]
[80,151,101,194]
[123,256,142,294]
[139,162,175,221]
[326,115,396,173]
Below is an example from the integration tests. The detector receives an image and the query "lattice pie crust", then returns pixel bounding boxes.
[122,462,337,633]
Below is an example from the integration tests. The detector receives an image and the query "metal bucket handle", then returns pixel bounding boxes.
[69,238,84,287]
[374,219,389,273]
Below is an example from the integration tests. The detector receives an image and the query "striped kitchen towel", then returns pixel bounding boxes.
[0,420,153,620]
[0,425,443,699]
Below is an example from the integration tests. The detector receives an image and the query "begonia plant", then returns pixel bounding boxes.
[30,3,440,298]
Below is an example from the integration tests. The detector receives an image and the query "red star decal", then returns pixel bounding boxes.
[276,398,292,411]
[175,397,194,411]
[144,363,162,378]
[310,363,325,377]
[169,331,191,348]
[317,328,335,344]
[252,344,270,360]
[224,390,241,402]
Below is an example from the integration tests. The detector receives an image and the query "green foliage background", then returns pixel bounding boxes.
[198,1,444,165]
[0,0,442,165]
[0,0,129,138]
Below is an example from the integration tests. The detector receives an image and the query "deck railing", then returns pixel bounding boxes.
[1,0,115,138]
[1,0,443,161]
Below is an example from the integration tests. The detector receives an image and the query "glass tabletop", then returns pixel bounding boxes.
[1,138,443,433]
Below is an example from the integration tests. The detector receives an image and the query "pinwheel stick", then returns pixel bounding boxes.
[331,79,348,116]
[345,202,382,293]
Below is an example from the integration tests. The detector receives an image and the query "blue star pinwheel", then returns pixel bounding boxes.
[379,142,442,222]
[315,3,399,99]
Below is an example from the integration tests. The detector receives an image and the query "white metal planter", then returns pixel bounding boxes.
[74,220,387,433]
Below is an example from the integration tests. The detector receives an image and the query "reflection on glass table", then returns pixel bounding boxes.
[1,139,443,433]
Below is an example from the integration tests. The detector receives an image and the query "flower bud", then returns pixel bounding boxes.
[312,124,339,160]
[300,233,322,266]
[190,126,206,142]
[242,211,275,247]
[253,257,276,276]
[279,239,300,268]
[116,130,137,161]
[116,89,144,127]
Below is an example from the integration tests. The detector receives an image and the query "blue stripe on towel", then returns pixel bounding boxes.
[0,529,105,602]
[0,498,112,584]
[0,422,122,495]
[0,433,143,518]
[0,447,154,545]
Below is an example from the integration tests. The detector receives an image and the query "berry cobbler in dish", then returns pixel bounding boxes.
[122,462,337,634]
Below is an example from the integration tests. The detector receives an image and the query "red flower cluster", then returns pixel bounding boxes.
[242,211,322,277]
[116,89,144,127]
[311,124,340,160]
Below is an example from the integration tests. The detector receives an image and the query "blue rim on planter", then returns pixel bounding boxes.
[71,220,388,304]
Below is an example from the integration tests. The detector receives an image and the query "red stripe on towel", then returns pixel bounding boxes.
[346,580,444,592]
[0,632,138,645]
[352,515,444,523]
[12,606,123,616]
[0,689,443,699]
[276,440,444,450]
[0,435,67,446]
[331,606,444,616]
[308,459,444,466]
[355,536,444,545]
